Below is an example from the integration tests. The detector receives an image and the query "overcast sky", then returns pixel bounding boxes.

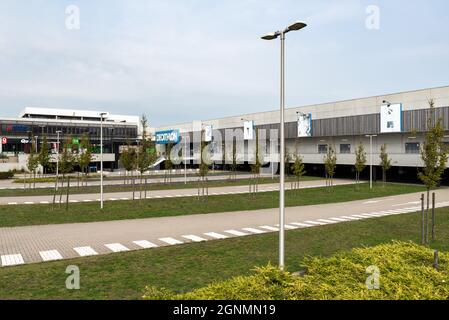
[0,0,448,127]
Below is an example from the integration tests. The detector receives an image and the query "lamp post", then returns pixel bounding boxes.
[100,112,108,209]
[55,130,62,191]
[261,20,307,270]
[184,132,188,184]
[365,134,378,189]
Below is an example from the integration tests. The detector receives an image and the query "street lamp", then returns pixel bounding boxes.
[184,131,188,184]
[365,134,378,189]
[55,130,62,191]
[100,112,108,209]
[261,20,307,270]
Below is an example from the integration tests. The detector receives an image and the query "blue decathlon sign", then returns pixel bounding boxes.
[155,129,180,144]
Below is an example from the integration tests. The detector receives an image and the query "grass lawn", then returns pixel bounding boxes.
[0,183,425,227]
[0,207,447,300]
[0,175,318,197]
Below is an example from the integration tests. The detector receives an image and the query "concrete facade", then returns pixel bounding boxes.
[155,86,449,169]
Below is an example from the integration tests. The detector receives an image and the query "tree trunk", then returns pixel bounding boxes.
[132,172,135,201]
[59,175,65,206]
[66,176,70,211]
[52,175,58,209]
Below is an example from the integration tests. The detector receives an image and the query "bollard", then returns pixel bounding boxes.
[432,192,436,241]
[421,194,425,245]
[433,250,439,270]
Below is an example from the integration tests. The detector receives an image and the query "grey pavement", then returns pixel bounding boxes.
[0,172,266,190]
[0,178,353,205]
[2,187,448,267]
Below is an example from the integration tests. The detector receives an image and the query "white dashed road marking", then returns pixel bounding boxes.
[159,237,183,245]
[304,220,327,225]
[133,240,158,249]
[204,232,228,239]
[316,219,338,224]
[224,230,248,236]
[242,227,266,234]
[105,243,130,252]
[259,226,278,231]
[182,235,207,242]
[39,250,63,261]
[290,222,313,228]
[73,246,98,257]
[1,254,25,267]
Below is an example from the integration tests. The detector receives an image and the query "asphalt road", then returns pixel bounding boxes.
[2,187,448,267]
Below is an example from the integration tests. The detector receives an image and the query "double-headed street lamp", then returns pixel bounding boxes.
[261,21,307,270]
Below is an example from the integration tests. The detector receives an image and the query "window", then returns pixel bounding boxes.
[405,142,420,154]
[318,144,328,154]
[340,144,351,154]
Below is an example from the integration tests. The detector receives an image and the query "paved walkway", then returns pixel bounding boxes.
[0,173,266,190]
[0,179,353,205]
[2,188,448,267]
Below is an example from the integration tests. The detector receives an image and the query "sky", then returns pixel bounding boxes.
[0,0,448,127]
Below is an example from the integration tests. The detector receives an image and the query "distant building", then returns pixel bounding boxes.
[0,108,140,172]
[155,85,449,182]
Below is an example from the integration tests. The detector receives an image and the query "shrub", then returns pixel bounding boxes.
[142,242,449,300]
[0,171,14,180]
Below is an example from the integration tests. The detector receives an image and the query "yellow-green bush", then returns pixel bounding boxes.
[142,242,449,300]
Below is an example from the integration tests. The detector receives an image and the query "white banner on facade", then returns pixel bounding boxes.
[380,103,402,133]
[243,121,255,140]
[297,113,312,137]
[204,125,213,142]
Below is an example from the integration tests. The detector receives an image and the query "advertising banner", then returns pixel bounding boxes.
[204,125,213,142]
[297,113,312,137]
[380,103,402,133]
[155,129,180,145]
[243,121,255,140]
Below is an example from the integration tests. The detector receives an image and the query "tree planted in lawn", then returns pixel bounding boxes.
[38,135,51,178]
[78,134,92,187]
[120,142,137,199]
[291,154,306,193]
[56,138,74,210]
[379,144,392,186]
[354,142,367,187]
[324,145,337,189]
[250,129,261,196]
[418,99,448,244]
[26,139,39,190]
[136,114,157,201]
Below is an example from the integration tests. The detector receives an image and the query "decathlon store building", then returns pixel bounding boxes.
[155,85,449,182]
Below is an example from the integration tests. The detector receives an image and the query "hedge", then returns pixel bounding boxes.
[143,242,449,300]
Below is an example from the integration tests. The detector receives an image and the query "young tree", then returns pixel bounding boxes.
[120,143,137,199]
[198,130,210,200]
[354,142,367,187]
[291,154,306,192]
[379,143,392,186]
[418,99,448,244]
[78,134,92,187]
[38,135,51,178]
[323,145,337,189]
[250,129,261,196]
[136,114,157,201]
[58,138,74,210]
[164,143,174,183]
[26,140,39,190]
[230,138,238,180]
